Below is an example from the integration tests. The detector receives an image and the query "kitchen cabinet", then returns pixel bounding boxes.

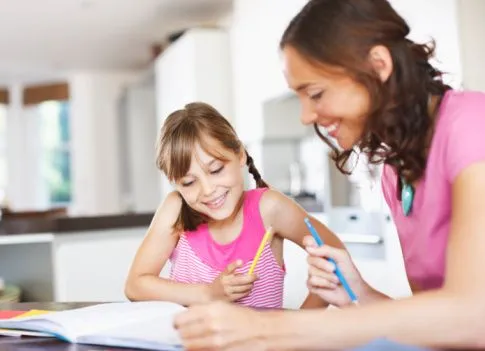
[0,228,146,302]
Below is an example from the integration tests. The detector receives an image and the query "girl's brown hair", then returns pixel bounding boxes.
[156,102,268,231]
[280,0,450,188]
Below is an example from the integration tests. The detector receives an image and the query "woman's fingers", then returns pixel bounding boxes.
[307,255,336,272]
[308,274,338,289]
[175,302,263,350]
[308,265,339,283]
[174,305,207,329]
[302,235,317,247]
[306,244,349,264]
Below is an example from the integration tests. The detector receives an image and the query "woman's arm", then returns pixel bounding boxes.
[174,163,485,350]
[259,162,485,349]
[259,189,388,308]
[124,191,212,306]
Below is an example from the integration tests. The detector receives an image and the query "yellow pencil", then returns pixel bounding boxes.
[248,226,274,275]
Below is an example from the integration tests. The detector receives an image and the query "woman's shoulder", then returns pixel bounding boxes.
[433,89,485,181]
[439,89,485,122]
[431,89,485,145]
[445,89,485,102]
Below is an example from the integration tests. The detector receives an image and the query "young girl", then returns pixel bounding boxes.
[125,102,345,309]
[174,0,485,350]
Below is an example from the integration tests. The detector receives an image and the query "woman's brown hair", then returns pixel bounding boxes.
[280,0,450,190]
[156,102,268,231]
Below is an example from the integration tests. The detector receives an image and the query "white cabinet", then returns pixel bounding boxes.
[52,228,146,302]
[0,228,147,303]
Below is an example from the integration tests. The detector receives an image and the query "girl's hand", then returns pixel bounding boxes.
[304,235,371,307]
[174,301,268,350]
[209,260,258,302]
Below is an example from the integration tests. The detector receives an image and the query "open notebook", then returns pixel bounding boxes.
[0,301,185,350]
[0,309,53,337]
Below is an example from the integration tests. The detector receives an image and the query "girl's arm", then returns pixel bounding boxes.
[124,191,213,306]
[259,162,485,349]
[259,189,389,308]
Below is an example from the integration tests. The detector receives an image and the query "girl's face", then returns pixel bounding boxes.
[282,46,371,150]
[175,138,246,222]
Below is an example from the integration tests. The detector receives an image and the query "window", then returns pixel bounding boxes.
[38,101,71,204]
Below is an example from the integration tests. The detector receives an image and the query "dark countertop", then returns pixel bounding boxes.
[0,212,154,236]
[0,193,323,236]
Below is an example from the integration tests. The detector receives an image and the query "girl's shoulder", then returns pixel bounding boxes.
[156,191,184,233]
[162,191,183,216]
[257,188,292,221]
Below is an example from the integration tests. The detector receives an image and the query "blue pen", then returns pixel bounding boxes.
[304,217,359,304]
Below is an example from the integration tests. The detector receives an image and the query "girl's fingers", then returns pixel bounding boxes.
[227,283,253,294]
[229,274,258,286]
[230,292,251,301]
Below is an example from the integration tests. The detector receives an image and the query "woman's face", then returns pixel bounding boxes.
[282,46,371,150]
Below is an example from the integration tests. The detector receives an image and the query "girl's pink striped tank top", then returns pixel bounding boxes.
[169,188,285,308]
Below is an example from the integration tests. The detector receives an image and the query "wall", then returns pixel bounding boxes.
[154,28,233,199]
[6,84,33,210]
[457,0,485,91]
[228,0,307,171]
[228,0,463,176]
[119,77,160,213]
[68,71,139,215]
[390,0,462,87]
[6,84,50,210]
[5,71,142,214]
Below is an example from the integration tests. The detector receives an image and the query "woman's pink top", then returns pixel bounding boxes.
[382,90,485,291]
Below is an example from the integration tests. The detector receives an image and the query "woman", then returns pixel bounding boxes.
[173,0,485,349]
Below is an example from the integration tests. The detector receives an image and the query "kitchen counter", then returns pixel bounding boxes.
[0,212,153,236]
[0,206,410,305]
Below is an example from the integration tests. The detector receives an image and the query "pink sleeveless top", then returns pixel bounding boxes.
[169,188,285,308]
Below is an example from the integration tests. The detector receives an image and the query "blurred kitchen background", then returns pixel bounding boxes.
[0,0,483,308]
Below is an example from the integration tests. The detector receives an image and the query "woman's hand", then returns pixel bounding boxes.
[174,301,268,350]
[208,260,258,302]
[304,235,375,307]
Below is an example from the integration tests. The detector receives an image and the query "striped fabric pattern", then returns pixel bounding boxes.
[169,234,285,308]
